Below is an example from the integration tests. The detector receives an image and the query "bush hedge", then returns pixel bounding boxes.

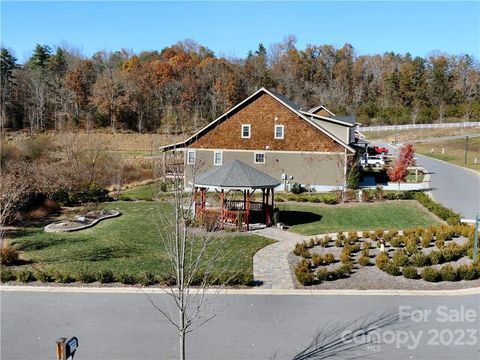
[402,266,418,279]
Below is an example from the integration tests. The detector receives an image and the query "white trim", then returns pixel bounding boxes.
[213,150,223,166]
[307,105,336,117]
[274,124,284,139]
[241,124,251,139]
[254,152,266,164]
[301,111,355,127]
[186,149,196,165]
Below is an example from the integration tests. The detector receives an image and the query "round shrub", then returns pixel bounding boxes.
[118,273,137,285]
[421,267,440,282]
[320,237,330,248]
[0,245,19,266]
[428,251,443,265]
[340,249,351,264]
[374,228,384,239]
[435,238,445,250]
[392,249,409,267]
[347,230,358,243]
[295,267,314,286]
[294,243,311,258]
[139,271,157,286]
[421,232,434,248]
[0,267,15,282]
[457,264,478,281]
[362,231,371,239]
[337,232,346,242]
[316,268,328,282]
[376,252,389,270]
[389,236,403,248]
[75,270,96,283]
[350,243,361,253]
[440,265,458,282]
[336,263,352,278]
[35,269,53,282]
[324,253,335,265]
[411,253,429,267]
[384,262,401,276]
[312,254,324,266]
[53,271,74,283]
[358,255,372,267]
[16,269,35,283]
[405,238,418,254]
[402,266,418,279]
[362,241,372,250]
[308,239,315,248]
[98,270,115,283]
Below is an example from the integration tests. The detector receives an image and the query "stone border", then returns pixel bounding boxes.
[44,210,121,233]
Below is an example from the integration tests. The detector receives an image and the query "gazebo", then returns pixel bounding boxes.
[193,160,281,230]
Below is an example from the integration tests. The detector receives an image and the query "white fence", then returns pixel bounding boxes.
[359,121,480,132]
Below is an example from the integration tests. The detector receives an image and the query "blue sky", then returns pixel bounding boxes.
[1,1,479,62]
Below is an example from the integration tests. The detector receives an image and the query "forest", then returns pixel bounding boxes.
[1,36,479,134]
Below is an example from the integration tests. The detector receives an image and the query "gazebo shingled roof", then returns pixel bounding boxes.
[193,160,280,189]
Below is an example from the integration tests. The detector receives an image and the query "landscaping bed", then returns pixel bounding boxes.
[290,224,480,290]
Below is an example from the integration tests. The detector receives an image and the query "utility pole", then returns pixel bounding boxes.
[464,136,469,165]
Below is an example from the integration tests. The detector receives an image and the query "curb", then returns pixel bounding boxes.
[2,285,479,297]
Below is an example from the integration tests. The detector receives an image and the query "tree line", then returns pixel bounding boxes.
[1,36,479,133]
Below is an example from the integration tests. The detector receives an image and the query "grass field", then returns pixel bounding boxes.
[120,182,160,201]
[279,200,441,235]
[7,201,274,280]
[363,127,480,142]
[414,137,480,171]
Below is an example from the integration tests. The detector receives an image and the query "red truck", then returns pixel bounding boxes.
[368,146,389,155]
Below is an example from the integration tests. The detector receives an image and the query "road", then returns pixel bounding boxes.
[1,290,479,360]
[416,154,480,219]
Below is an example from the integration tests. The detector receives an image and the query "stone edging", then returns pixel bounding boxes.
[44,210,121,233]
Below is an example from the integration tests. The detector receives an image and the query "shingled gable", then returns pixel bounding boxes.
[160,87,355,153]
[307,105,336,117]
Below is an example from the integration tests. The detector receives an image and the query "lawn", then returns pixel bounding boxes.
[120,182,160,201]
[414,137,480,172]
[363,127,480,142]
[7,201,274,281]
[279,200,441,235]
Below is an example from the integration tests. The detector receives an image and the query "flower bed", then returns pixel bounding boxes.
[44,210,121,233]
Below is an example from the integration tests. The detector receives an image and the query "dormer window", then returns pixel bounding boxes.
[187,150,196,165]
[274,125,284,139]
[241,124,251,139]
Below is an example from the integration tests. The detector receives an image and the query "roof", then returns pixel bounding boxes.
[193,160,281,189]
[160,87,356,153]
[307,105,336,117]
[300,111,357,127]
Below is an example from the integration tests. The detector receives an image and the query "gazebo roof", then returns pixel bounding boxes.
[194,160,281,190]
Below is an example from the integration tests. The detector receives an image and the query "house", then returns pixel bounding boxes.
[160,87,359,191]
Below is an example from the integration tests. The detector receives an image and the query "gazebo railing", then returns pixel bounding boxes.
[224,200,264,212]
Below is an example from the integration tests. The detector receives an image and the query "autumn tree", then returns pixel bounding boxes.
[387,143,415,188]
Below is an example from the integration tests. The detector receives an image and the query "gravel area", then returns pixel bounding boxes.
[289,236,480,290]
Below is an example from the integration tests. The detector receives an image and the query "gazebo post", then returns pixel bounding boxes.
[272,187,275,209]
[246,189,250,231]
[220,189,225,230]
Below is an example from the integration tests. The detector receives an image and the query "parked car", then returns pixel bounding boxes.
[367,146,389,155]
[361,155,386,168]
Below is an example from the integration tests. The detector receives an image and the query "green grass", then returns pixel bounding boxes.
[120,183,159,201]
[7,201,274,280]
[405,170,424,183]
[279,201,441,235]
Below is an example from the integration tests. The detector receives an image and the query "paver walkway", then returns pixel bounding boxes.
[252,227,309,289]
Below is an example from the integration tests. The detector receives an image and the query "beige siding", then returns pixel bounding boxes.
[185,149,345,189]
[315,121,350,144]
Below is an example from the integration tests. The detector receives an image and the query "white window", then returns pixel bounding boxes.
[274,124,284,139]
[187,150,196,165]
[214,151,223,166]
[241,124,251,139]
[254,152,265,164]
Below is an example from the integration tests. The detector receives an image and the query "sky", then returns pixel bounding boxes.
[1,1,479,62]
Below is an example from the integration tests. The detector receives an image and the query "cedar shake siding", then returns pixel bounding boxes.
[188,93,344,153]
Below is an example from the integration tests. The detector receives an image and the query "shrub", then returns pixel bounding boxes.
[139,271,157,286]
[53,271,73,283]
[75,269,96,283]
[16,269,35,283]
[362,241,372,250]
[272,208,280,224]
[392,249,409,267]
[0,245,19,266]
[376,252,389,270]
[421,267,440,282]
[435,235,445,249]
[421,232,434,248]
[370,232,378,242]
[358,255,372,267]
[388,229,399,237]
[337,232,346,241]
[389,236,403,248]
[308,238,315,248]
[322,193,340,205]
[384,262,401,276]
[361,189,372,202]
[320,237,330,248]
[295,260,314,286]
[98,270,115,283]
[118,273,137,285]
[335,237,344,247]
[293,243,311,258]
[402,266,418,279]
[312,254,324,266]
[350,243,361,253]
[374,186,384,201]
[345,189,357,202]
[347,230,358,243]
[336,263,352,278]
[411,253,429,267]
[374,228,385,239]
[316,268,329,282]
[457,264,477,281]
[347,165,360,190]
[405,238,418,254]
[324,253,335,265]
[414,192,460,223]
[340,249,351,264]
[0,267,15,282]
[291,183,305,194]
[35,269,53,282]
[440,265,458,282]
[428,251,443,265]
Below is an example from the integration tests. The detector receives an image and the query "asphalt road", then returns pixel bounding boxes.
[1,290,479,360]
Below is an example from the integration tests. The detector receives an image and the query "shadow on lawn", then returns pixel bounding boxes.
[279,211,322,227]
